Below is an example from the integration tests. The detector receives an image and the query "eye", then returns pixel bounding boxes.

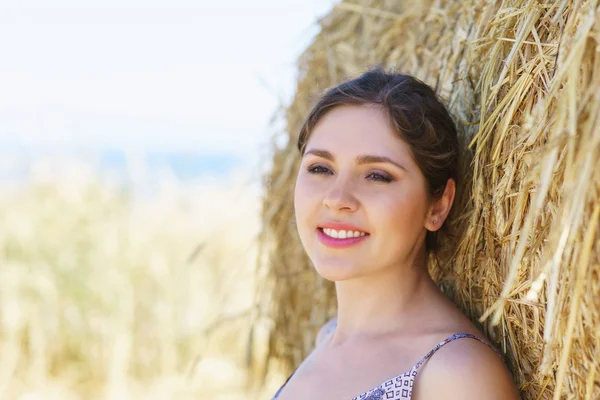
[307,164,333,175]
[367,171,394,183]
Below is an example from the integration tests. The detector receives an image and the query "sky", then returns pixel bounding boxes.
[0,0,338,165]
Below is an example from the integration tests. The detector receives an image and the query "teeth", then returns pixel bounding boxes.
[322,228,366,239]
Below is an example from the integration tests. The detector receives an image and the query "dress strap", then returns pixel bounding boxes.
[413,332,502,371]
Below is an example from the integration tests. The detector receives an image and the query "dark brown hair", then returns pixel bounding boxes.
[297,68,461,254]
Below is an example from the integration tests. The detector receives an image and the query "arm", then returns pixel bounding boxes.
[315,317,337,347]
[413,339,521,400]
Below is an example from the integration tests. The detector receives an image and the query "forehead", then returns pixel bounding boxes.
[307,104,413,160]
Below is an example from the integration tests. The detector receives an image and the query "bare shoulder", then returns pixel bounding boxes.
[315,317,337,347]
[413,336,521,400]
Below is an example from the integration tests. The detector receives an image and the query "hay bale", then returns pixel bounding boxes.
[254,1,600,398]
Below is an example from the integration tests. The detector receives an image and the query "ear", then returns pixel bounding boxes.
[424,178,456,232]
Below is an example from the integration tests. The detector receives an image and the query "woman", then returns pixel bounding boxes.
[271,69,520,399]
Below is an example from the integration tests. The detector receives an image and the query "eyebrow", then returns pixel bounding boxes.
[304,148,408,172]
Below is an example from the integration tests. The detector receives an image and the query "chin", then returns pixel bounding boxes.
[312,258,362,281]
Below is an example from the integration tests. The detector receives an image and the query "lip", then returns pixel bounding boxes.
[317,221,369,233]
[316,228,369,248]
[316,221,370,249]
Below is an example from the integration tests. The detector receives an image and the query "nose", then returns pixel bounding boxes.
[322,175,359,212]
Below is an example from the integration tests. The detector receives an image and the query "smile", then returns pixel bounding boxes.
[322,228,367,238]
[316,228,369,248]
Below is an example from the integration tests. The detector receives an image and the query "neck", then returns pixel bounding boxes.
[330,248,438,344]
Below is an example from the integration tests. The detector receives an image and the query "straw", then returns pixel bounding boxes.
[254,1,600,398]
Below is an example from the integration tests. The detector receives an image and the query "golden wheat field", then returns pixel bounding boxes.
[0,158,279,400]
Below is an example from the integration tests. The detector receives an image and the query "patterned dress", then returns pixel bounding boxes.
[271,333,502,400]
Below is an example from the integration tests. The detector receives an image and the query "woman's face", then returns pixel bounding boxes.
[294,104,433,281]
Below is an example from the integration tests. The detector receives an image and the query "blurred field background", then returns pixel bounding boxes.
[0,0,336,398]
[0,158,265,399]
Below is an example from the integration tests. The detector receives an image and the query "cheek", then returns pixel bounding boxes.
[294,174,316,228]
[369,187,427,237]
[294,175,322,255]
